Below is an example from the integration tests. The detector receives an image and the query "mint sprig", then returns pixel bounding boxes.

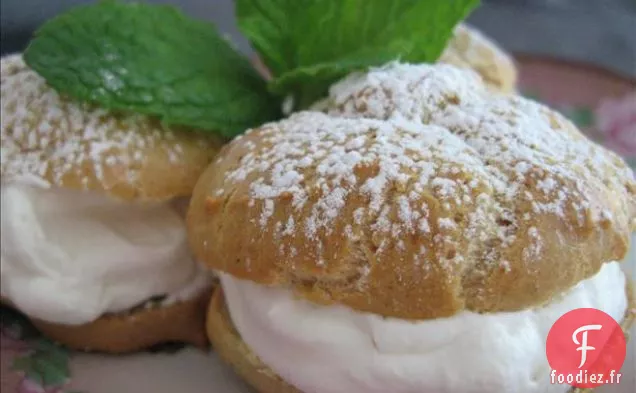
[24,0,281,138]
[237,0,479,109]
[23,0,480,137]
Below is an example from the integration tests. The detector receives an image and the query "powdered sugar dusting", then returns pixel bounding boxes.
[325,62,634,228]
[219,109,502,271]
[215,62,634,282]
[1,54,208,197]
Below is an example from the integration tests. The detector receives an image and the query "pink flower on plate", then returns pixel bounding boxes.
[17,378,61,393]
[595,92,636,158]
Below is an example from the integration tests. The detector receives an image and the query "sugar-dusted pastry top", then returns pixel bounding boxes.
[188,63,635,320]
[440,24,517,93]
[1,54,223,201]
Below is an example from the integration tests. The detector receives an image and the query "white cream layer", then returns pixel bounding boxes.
[0,181,208,325]
[221,261,628,393]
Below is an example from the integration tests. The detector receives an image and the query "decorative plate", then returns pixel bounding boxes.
[1,56,635,393]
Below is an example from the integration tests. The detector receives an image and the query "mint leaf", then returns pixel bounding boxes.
[24,0,281,138]
[270,46,402,108]
[237,0,479,108]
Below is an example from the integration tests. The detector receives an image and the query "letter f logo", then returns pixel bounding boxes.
[572,324,603,368]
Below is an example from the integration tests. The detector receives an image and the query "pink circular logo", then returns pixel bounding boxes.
[546,308,626,388]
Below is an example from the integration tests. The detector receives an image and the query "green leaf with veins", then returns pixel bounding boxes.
[24,0,280,138]
[237,0,480,108]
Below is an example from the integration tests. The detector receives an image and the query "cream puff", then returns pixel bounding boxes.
[440,24,517,93]
[0,54,223,353]
[188,63,635,393]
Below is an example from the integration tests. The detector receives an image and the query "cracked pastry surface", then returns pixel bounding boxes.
[189,64,635,320]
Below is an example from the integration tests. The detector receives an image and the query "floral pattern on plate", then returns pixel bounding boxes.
[1,309,76,393]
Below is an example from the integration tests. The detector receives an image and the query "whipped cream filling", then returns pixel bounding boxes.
[0,181,209,325]
[221,261,628,393]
